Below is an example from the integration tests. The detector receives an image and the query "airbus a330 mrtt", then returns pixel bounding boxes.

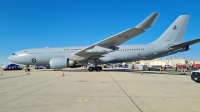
[8,12,200,71]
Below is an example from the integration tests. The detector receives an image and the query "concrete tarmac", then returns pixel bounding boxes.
[0,68,199,112]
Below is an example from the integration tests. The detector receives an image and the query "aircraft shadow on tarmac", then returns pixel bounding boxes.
[0,73,30,80]
[37,68,189,75]
[103,69,189,75]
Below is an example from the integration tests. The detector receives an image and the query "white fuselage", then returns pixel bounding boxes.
[8,44,178,66]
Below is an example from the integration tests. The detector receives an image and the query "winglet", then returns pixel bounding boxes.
[136,12,159,29]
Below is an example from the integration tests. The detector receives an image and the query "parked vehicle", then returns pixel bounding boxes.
[191,70,200,83]
[175,64,189,71]
[190,64,200,71]
[35,64,50,69]
[3,64,22,70]
[165,65,172,68]
[150,65,162,71]
[134,64,143,70]
[142,65,149,70]
[176,64,187,69]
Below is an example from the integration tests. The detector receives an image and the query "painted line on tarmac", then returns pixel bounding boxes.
[0,73,31,80]
[106,72,143,112]
[0,77,66,106]
[0,76,62,94]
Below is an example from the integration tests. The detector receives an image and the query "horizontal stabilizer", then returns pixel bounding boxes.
[169,38,200,49]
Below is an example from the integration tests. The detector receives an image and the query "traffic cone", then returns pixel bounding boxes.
[183,70,185,75]
[140,71,143,75]
[180,70,183,75]
[62,72,65,76]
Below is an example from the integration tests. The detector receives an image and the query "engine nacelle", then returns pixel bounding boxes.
[49,58,75,69]
[184,45,190,50]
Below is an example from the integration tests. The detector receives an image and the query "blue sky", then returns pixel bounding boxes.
[0,0,200,65]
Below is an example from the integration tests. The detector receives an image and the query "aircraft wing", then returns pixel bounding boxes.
[169,38,200,50]
[69,12,159,60]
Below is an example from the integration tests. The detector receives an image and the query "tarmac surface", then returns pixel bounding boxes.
[0,68,199,112]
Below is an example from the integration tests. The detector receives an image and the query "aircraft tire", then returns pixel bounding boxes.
[96,67,101,71]
[88,67,94,71]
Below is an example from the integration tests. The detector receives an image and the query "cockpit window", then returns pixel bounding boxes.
[12,53,15,55]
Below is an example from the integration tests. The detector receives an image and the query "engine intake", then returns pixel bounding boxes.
[49,58,75,69]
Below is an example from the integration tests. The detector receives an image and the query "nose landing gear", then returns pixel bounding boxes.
[25,65,30,72]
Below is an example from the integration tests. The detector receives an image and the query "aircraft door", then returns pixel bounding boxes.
[148,45,156,57]
[45,49,52,62]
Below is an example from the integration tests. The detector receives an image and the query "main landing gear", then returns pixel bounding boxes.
[88,66,102,72]
[87,58,102,72]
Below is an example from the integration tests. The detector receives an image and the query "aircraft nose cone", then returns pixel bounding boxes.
[8,55,14,62]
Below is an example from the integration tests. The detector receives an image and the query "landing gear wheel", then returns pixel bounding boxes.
[25,65,30,72]
[95,67,102,71]
[88,67,94,71]
[99,66,102,71]
[96,67,100,71]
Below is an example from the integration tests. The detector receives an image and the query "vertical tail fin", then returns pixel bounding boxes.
[151,15,190,44]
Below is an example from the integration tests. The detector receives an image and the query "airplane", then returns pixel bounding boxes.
[8,12,200,71]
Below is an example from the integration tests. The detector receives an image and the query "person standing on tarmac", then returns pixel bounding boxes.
[160,66,162,73]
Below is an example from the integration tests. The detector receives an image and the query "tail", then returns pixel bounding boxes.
[151,15,190,44]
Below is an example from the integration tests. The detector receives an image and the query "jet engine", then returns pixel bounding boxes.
[184,45,190,50]
[49,58,76,69]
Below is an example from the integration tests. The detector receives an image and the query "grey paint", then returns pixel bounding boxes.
[6,44,182,65]
[8,14,200,67]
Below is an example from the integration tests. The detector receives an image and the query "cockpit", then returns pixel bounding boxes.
[12,52,19,56]
[8,51,28,63]
[11,51,27,56]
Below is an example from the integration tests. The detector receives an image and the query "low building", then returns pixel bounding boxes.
[192,60,200,64]
[139,58,190,67]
